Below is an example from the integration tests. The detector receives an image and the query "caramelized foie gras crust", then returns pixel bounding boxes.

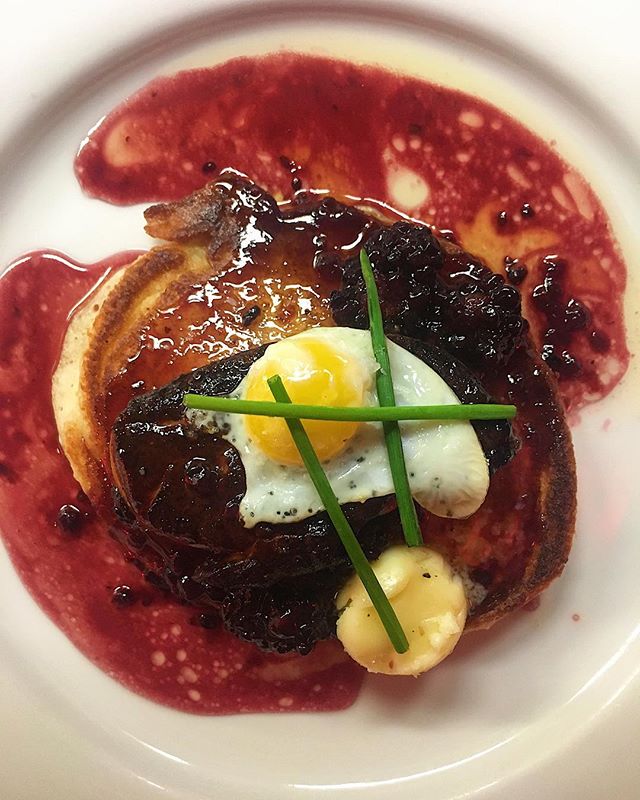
[110,346,393,591]
[54,173,575,654]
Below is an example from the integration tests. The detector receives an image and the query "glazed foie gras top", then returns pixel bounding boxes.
[52,173,574,661]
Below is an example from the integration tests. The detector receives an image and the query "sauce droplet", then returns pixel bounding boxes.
[57,504,85,535]
[112,585,137,607]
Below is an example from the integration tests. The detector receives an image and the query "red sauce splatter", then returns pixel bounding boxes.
[0,252,361,714]
[0,53,630,714]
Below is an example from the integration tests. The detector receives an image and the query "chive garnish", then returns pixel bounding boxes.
[359,248,422,548]
[183,393,516,422]
[267,374,409,654]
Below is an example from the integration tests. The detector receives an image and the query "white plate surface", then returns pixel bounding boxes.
[1,2,639,799]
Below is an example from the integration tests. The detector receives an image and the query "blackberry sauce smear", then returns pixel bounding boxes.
[0,53,629,715]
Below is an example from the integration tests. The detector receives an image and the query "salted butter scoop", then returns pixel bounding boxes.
[336,545,467,675]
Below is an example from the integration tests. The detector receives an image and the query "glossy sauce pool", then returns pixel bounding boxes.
[0,53,630,715]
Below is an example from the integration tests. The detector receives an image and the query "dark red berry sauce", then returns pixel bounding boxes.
[0,53,630,715]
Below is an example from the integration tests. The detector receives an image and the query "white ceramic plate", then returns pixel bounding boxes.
[1,2,639,798]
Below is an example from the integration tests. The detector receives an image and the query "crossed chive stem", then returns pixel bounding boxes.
[182,396,516,422]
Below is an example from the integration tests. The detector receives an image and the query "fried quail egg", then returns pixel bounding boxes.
[186,327,489,527]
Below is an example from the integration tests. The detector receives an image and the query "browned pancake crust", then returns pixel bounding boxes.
[467,350,576,628]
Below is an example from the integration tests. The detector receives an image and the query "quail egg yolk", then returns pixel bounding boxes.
[243,338,366,466]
